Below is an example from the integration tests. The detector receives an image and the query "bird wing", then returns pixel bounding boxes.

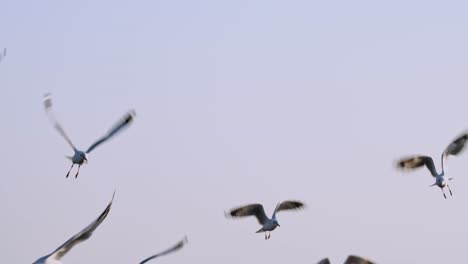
[396,155,438,177]
[43,94,77,151]
[317,258,331,264]
[139,236,188,264]
[44,192,115,261]
[344,255,375,264]
[228,204,269,225]
[85,110,136,153]
[444,132,468,157]
[272,200,305,218]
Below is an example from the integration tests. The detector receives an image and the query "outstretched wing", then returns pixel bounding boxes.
[85,110,136,153]
[139,236,188,264]
[45,192,115,261]
[396,155,438,177]
[272,200,305,218]
[227,204,269,225]
[444,132,468,157]
[43,94,77,151]
[344,255,375,264]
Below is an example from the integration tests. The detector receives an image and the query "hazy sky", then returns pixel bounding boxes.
[2,0,468,263]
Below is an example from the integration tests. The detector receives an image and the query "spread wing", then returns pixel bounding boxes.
[344,255,375,264]
[396,155,438,177]
[444,132,468,157]
[43,94,77,151]
[85,110,136,153]
[272,200,305,218]
[227,204,269,225]
[42,192,115,261]
[139,236,188,264]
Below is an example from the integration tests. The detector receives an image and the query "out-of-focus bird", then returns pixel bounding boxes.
[344,255,375,264]
[396,131,468,198]
[226,200,305,240]
[0,48,6,62]
[317,255,375,264]
[32,192,115,264]
[43,93,136,178]
[139,236,188,264]
[317,258,331,264]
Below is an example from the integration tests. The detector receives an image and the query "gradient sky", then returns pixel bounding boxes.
[2,0,468,263]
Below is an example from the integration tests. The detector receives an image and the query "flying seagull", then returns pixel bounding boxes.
[317,255,375,264]
[396,131,468,198]
[44,93,136,178]
[32,192,115,264]
[227,200,305,240]
[139,236,188,264]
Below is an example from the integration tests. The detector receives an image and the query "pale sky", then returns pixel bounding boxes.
[2,0,468,263]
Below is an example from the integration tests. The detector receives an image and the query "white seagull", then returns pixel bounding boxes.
[227,200,305,240]
[44,93,136,178]
[32,192,115,264]
[139,236,188,264]
[397,131,468,198]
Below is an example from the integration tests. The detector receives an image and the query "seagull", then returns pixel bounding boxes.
[227,200,305,240]
[397,131,468,198]
[317,255,375,264]
[32,192,115,264]
[44,93,136,178]
[139,236,188,264]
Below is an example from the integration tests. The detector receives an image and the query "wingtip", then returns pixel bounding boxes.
[43,93,52,108]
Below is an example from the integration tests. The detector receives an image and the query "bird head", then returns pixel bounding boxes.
[273,219,280,227]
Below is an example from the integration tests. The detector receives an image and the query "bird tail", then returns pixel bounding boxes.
[429,183,437,187]
[255,227,265,233]
[65,155,73,161]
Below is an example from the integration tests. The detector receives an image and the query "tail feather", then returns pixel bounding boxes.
[255,227,265,233]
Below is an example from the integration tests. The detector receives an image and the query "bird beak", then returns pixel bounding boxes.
[277,224,280,227]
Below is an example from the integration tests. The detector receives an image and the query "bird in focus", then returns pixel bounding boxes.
[43,93,136,178]
[396,131,468,198]
[139,236,188,264]
[32,192,115,264]
[227,200,305,240]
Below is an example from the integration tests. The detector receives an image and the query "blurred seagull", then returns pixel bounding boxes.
[32,192,115,264]
[317,255,375,264]
[139,236,188,264]
[0,48,6,62]
[397,131,468,198]
[344,255,375,264]
[227,200,305,240]
[44,93,136,178]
